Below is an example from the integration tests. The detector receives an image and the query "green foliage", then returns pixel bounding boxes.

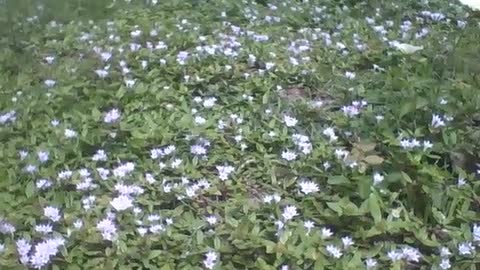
[1,0,480,269]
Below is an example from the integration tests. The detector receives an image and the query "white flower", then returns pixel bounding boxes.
[29,237,65,269]
[0,243,4,253]
[44,79,56,88]
[402,246,421,262]
[323,127,338,142]
[304,220,315,234]
[394,43,423,54]
[64,128,77,138]
[203,251,218,269]
[387,250,403,261]
[36,179,52,190]
[345,71,356,79]
[341,236,354,248]
[104,108,121,123]
[191,144,207,155]
[440,247,451,257]
[110,195,133,211]
[439,258,451,269]
[203,97,217,108]
[92,149,107,161]
[299,180,319,194]
[96,218,117,241]
[373,172,384,185]
[171,158,182,169]
[73,219,83,229]
[37,151,49,163]
[321,227,333,239]
[458,242,474,255]
[283,115,298,127]
[35,223,53,234]
[216,165,235,180]
[206,216,217,225]
[431,114,446,128]
[326,245,342,258]
[44,206,61,222]
[194,116,206,125]
[365,258,377,269]
[281,150,297,161]
[282,205,298,221]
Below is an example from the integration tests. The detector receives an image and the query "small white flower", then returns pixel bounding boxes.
[431,114,446,128]
[321,227,333,239]
[282,205,298,221]
[110,195,133,211]
[365,258,377,269]
[44,206,61,222]
[194,116,206,125]
[283,115,298,127]
[64,128,77,138]
[206,215,217,225]
[203,251,218,269]
[73,219,83,229]
[203,97,217,108]
[44,79,56,88]
[326,245,342,258]
[345,71,356,79]
[104,108,121,123]
[281,150,297,161]
[373,172,384,185]
[37,151,49,163]
[387,250,403,262]
[341,236,354,248]
[304,220,314,234]
[459,242,474,255]
[439,258,451,269]
[440,247,451,257]
[35,223,53,234]
[299,180,319,194]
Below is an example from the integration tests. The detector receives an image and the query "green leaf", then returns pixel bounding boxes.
[327,175,349,185]
[364,155,384,165]
[326,202,343,216]
[368,194,382,223]
[25,181,34,198]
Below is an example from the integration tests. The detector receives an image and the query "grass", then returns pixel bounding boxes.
[1,0,480,269]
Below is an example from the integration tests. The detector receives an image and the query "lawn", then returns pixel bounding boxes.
[1,0,480,269]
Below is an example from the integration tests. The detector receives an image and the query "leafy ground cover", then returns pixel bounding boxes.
[1,0,480,269]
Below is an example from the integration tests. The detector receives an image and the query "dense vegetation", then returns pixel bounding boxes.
[1,0,480,269]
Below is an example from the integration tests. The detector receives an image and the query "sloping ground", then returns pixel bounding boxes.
[1,0,480,269]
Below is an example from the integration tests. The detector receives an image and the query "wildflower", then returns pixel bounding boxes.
[96,218,117,241]
[206,216,217,225]
[171,158,182,168]
[323,127,338,142]
[104,108,121,123]
[440,247,451,257]
[92,149,107,161]
[73,220,83,229]
[387,250,403,262]
[304,220,314,234]
[281,150,297,161]
[299,180,319,194]
[283,115,298,127]
[44,206,61,222]
[342,236,354,248]
[16,239,31,265]
[365,258,377,269]
[345,71,356,79]
[321,227,333,239]
[194,116,206,125]
[37,151,49,163]
[373,172,384,185]
[44,79,56,88]
[203,251,218,269]
[458,242,474,255]
[326,245,342,258]
[431,114,446,128]
[110,195,133,211]
[191,144,207,155]
[282,205,298,221]
[64,128,77,138]
[216,165,234,180]
[0,243,4,253]
[203,97,217,108]
[402,246,421,262]
[473,224,480,242]
[439,258,451,269]
[36,179,52,190]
